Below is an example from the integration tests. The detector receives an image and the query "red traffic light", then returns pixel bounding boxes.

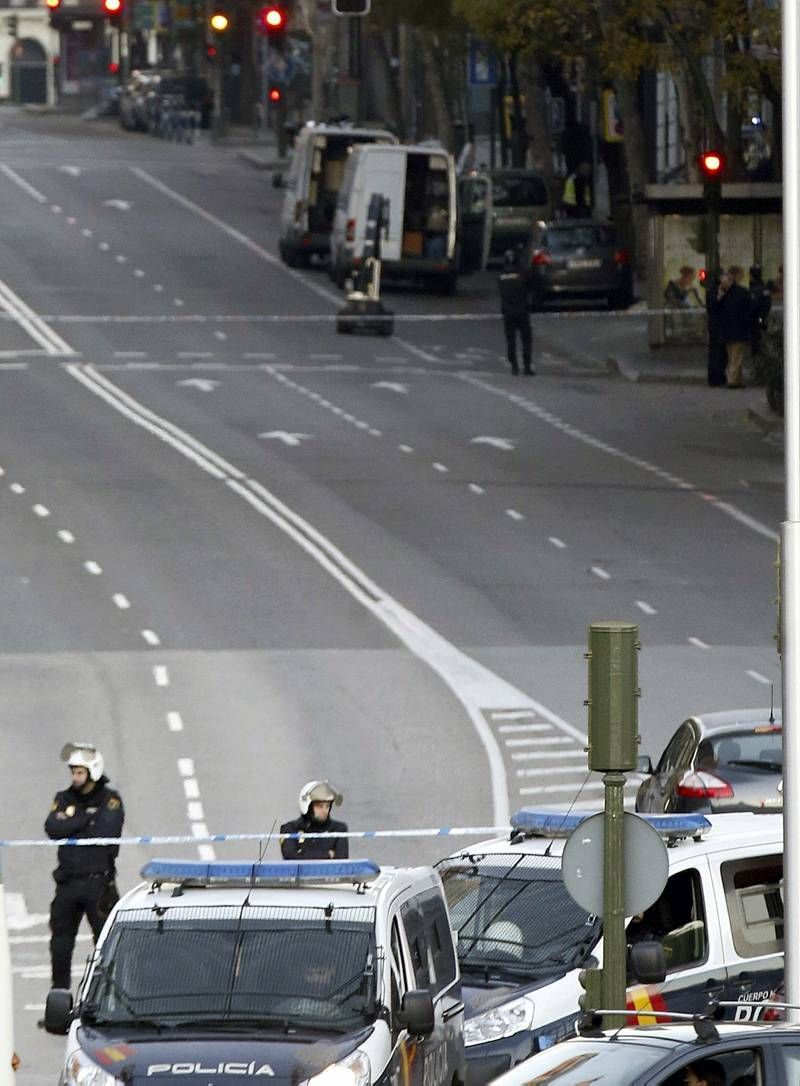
[699,150,725,179]
[259,4,286,31]
[268,86,282,103]
[103,0,123,14]
[46,0,61,10]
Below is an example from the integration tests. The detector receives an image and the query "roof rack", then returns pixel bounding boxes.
[510,808,711,843]
[141,858,380,888]
[577,1007,719,1043]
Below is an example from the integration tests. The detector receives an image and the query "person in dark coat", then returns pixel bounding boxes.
[704,269,727,387]
[713,266,753,387]
[497,248,534,376]
[280,780,349,860]
[45,743,124,990]
[748,264,772,359]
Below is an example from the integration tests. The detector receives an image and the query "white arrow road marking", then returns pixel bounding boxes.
[177,378,220,392]
[471,436,516,451]
[371,382,409,393]
[103,199,132,211]
[259,431,313,447]
[59,166,82,177]
[5,893,48,930]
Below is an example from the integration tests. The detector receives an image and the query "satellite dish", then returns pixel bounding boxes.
[562,812,668,917]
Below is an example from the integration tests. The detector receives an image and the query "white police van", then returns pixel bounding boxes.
[436,809,784,1085]
[45,859,466,1086]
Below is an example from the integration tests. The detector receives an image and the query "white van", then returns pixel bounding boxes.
[278,123,396,268]
[330,142,459,293]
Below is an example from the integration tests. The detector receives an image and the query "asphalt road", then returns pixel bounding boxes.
[0,107,784,1082]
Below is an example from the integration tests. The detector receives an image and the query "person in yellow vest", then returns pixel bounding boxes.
[561,161,593,218]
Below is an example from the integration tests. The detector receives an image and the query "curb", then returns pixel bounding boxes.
[747,404,784,436]
[606,354,707,384]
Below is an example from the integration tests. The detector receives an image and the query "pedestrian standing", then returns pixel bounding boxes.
[44,743,124,991]
[497,249,534,376]
[280,780,349,860]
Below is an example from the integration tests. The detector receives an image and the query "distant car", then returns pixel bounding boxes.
[487,169,552,257]
[145,74,213,131]
[492,1020,800,1086]
[521,218,634,309]
[635,709,783,815]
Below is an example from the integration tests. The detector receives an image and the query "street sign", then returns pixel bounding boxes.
[468,40,497,86]
[562,812,668,916]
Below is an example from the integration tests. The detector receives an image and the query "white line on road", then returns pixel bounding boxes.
[433,462,448,473]
[167,711,184,732]
[468,483,484,494]
[114,351,148,359]
[174,298,184,307]
[198,844,217,861]
[142,629,161,646]
[183,779,198,799]
[636,600,658,615]
[491,710,536,720]
[504,736,573,746]
[399,444,414,453]
[153,665,169,687]
[112,593,130,609]
[50,205,62,214]
[512,749,587,761]
[214,331,227,340]
[83,560,102,575]
[519,780,605,793]
[591,566,610,580]
[9,483,24,494]
[746,670,772,685]
[57,529,75,543]
[0,163,47,203]
[549,536,567,549]
[81,228,92,238]
[32,504,49,517]
[134,269,145,278]
[187,801,205,821]
[99,242,110,251]
[191,821,209,838]
[0,276,75,355]
[688,636,710,649]
[153,284,164,292]
[498,723,554,733]
[115,254,127,264]
[506,509,524,521]
[244,352,277,360]
[178,758,195,777]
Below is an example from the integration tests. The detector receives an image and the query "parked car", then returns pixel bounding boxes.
[145,73,213,131]
[436,808,783,1084]
[635,709,783,815]
[119,68,171,131]
[491,1020,800,1085]
[522,218,634,309]
[488,168,552,257]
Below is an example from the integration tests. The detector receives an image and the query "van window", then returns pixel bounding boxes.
[337,154,358,211]
[492,174,548,207]
[657,722,695,774]
[721,857,783,958]
[400,891,456,994]
[626,869,707,973]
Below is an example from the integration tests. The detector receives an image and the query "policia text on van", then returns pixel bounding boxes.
[436,809,783,1086]
[46,859,466,1086]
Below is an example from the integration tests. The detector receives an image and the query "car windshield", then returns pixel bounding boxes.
[545,226,615,250]
[438,854,600,979]
[497,1040,661,1082]
[85,909,376,1032]
[700,728,782,770]
[492,175,549,207]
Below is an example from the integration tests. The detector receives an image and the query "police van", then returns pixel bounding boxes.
[45,858,466,1086]
[436,809,783,1085]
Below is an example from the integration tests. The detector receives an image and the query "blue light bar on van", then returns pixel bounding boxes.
[510,809,711,840]
[141,859,380,885]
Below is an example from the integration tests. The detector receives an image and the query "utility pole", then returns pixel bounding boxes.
[582,621,641,1028]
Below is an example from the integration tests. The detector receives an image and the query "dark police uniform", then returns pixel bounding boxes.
[279,813,349,860]
[498,265,534,375]
[44,776,124,989]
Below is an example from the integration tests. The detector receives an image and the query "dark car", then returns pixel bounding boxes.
[635,709,783,815]
[522,218,634,309]
[488,169,552,257]
[492,1020,800,1086]
[145,74,213,131]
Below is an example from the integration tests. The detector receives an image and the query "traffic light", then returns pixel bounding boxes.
[103,0,123,21]
[209,11,229,31]
[577,966,603,1016]
[258,4,287,34]
[267,85,282,104]
[698,149,725,182]
[332,0,371,12]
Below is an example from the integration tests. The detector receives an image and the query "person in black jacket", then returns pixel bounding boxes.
[497,248,534,376]
[280,780,349,860]
[45,743,124,990]
[710,266,753,388]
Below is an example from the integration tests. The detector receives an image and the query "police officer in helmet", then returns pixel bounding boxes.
[44,743,124,991]
[280,780,349,860]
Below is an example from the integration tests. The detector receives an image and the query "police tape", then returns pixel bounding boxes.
[0,827,510,848]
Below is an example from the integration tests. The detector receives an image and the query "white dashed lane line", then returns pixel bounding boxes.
[167,711,184,732]
[747,670,772,685]
[468,483,484,494]
[506,509,524,521]
[10,483,24,494]
[636,600,658,615]
[591,566,610,580]
[153,665,170,687]
[549,536,567,549]
[183,778,200,798]
[688,637,710,649]
[142,629,161,646]
[32,504,49,517]
[267,368,383,438]
[83,560,102,575]
[399,444,414,454]
[433,462,448,473]
[112,593,131,609]
[57,529,75,543]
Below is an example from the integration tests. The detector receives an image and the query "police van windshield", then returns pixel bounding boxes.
[438,854,600,981]
[86,909,376,1032]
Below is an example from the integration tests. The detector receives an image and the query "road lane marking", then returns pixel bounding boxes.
[184,779,199,799]
[468,483,484,494]
[519,780,605,793]
[167,711,184,732]
[506,509,524,521]
[10,483,24,494]
[115,254,127,264]
[746,670,772,685]
[83,560,102,575]
[57,529,75,543]
[178,758,194,776]
[497,723,554,733]
[153,665,169,687]
[0,163,47,203]
[267,369,382,438]
[399,445,414,453]
[187,801,205,821]
[433,462,448,473]
[142,629,161,646]
[688,636,709,649]
[112,593,130,609]
[99,242,110,251]
[198,844,216,861]
[191,821,209,838]
[114,351,147,359]
[134,269,145,278]
[0,277,75,355]
[504,736,573,746]
[636,600,657,615]
[32,504,49,517]
[591,566,610,580]
[549,536,567,549]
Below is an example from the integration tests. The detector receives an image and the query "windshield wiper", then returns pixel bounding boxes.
[169,1015,295,1033]
[84,970,164,1032]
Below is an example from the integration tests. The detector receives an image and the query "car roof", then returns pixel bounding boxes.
[690,708,781,734]
[444,811,784,862]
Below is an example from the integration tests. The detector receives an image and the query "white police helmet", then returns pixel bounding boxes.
[61,742,104,783]
[481,920,524,960]
[299,780,343,816]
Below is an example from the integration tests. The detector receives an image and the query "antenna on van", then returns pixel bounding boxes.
[544,772,593,856]
[770,682,775,724]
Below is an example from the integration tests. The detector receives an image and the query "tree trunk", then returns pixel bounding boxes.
[419,34,453,148]
[363,24,403,133]
[507,51,526,168]
[613,75,650,280]
[518,55,558,202]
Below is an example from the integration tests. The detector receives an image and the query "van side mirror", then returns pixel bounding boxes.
[272,171,284,189]
[629,941,667,985]
[44,988,73,1035]
[637,754,653,775]
[396,989,434,1035]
